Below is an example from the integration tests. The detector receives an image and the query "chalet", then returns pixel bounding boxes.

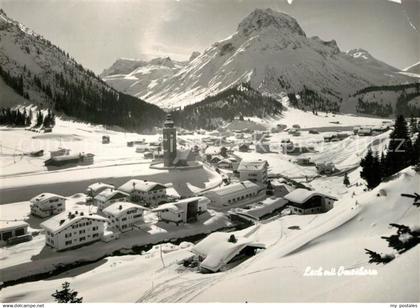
[118,179,167,206]
[237,160,268,186]
[102,202,148,232]
[0,221,30,245]
[268,179,291,197]
[203,181,265,209]
[94,188,129,211]
[40,211,108,251]
[50,148,70,157]
[284,188,337,215]
[30,193,66,218]
[295,157,314,166]
[191,232,265,272]
[358,127,373,136]
[86,182,115,198]
[44,153,94,167]
[153,196,210,224]
[230,196,289,219]
[316,162,337,175]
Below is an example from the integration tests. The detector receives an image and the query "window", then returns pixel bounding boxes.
[65,240,72,246]
[92,226,98,231]
[122,217,127,221]
[15,228,25,236]
[92,233,99,238]
[79,230,86,235]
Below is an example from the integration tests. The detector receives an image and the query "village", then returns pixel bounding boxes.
[0,109,396,282]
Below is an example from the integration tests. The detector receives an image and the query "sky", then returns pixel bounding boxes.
[0,0,418,74]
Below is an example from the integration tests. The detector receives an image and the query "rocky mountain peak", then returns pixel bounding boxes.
[237,8,306,37]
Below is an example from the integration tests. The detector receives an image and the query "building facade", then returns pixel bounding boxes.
[153,196,210,224]
[0,221,29,244]
[284,188,337,215]
[237,160,268,186]
[203,181,265,209]
[94,188,129,211]
[40,211,108,251]
[102,202,147,232]
[162,113,177,167]
[118,179,167,207]
[30,193,66,218]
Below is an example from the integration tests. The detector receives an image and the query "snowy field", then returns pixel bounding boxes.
[1,167,418,302]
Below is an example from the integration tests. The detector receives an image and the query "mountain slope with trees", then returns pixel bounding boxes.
[172,83,284,130]
[0,9,165,131]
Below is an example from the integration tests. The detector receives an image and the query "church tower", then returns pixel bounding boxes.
[162,113,177,167]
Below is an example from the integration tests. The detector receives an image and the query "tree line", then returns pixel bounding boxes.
[0,107,56,128]
[360,115,420,189]
[172,83,283,130]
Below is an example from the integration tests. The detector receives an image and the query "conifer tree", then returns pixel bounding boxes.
[360,148,382,189]
[384,115,413,177]
[51,281,83,303]
[343,172,350,187]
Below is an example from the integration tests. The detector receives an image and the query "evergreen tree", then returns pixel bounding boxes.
[343,172,350,187]
[412,134,420,165]
[384,115,413,176]
[51,281,83,303]
[409,116,418,134]
[360,148,382,189]
[364,249,395,264]
[35,110,43,127]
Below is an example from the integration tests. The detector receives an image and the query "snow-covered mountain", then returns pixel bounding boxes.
[403,61,420,75]
[101,57,187,99]
[101,8,414,111]
[0,9,164,131]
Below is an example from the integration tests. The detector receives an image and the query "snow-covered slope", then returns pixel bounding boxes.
[101,57,186,99]
[1,167,418,302]
[403,61,420,75]
[0,9,164,131]
[102,8,414,110]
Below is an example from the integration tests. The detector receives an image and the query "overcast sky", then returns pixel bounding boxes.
[0,0,418,73]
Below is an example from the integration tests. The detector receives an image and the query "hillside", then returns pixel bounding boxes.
[344,83,420,117]
[0,9,165,131]
[172,83,284,130]
[101,8,414,112]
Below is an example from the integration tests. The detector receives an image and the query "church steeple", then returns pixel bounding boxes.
[162,112,177,167]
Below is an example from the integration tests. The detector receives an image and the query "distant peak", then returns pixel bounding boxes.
[237,8,306,37]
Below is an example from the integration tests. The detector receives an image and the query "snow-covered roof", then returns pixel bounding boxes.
[152,203,183,213]
[207,181,260,198]
[118,179,166,194]
[40,211,108,234]
[191,232,265,272]
[94,188,128,202]
[102,202,148,217]
[205,146,221,155]
[87,182,114,193]
[30,192,65,203]
[0,221,28,232]
[284,188,337,204]
[153,196,209,213]
[237,160,267,172]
